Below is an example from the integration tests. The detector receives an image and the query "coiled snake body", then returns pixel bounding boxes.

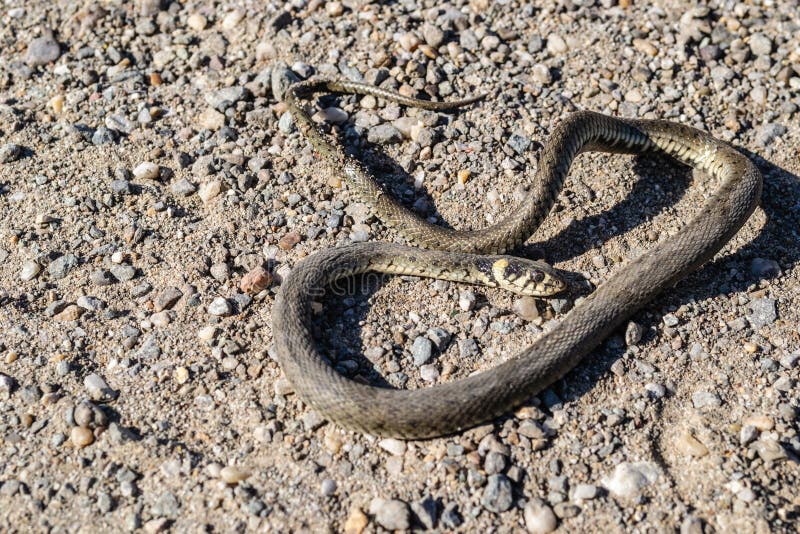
[273,78,762,439]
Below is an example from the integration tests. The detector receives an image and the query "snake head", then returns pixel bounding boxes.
[490,257,566,297]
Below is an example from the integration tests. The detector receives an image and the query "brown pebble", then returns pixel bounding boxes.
[240,266,273,294]
[70,426,95,448]
[150,72,162,86]
[54,304,82,321]
[278,232,302,250]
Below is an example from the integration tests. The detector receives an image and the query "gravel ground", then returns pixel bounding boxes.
[1,0,799,532]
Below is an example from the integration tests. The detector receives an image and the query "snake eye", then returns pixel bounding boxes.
[533,271,545,283]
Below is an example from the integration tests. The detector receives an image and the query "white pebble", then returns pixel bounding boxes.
[133,162,160,181]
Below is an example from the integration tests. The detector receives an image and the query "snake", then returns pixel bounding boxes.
[273,77,762,439]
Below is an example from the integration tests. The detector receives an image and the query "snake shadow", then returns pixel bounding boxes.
[550,151,800,411]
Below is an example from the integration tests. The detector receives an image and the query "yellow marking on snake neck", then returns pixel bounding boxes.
[492,259,509,282]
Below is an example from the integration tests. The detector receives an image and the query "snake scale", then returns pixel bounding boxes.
[273,77,762,439]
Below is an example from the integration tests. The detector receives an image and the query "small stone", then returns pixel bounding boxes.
[458,338,479,358]
[84,373,117,401]
[208,297,233,317]
[459,290,476,311]
[111,265,136,282]
[26,33,61,66]
[572,484,598,501]
[0,373,16,399]
[154,287,182,312]
[0,143,23,163]
[197,108,226,130]
[70,426,94,448]
[625,321,644,345]
[601,462,659,499]
[219,466,251,484]
[747,298,777,329]
[531,63,553,85]
[171,178,196,196]
[173,367,189,384]
[326,1,344,16]
[198,180,222,203]
[750,258,780,278]
[320,478,337,496]
[411,336,433,366]
[90,270,115,286]
[133,162,160,181]
[752,439,787,462]
[524,499,557,533]
[749,33,773,56]
[692,390,721,409]
[481,474,513,513]
[740,425,758,445]
[19,261,41,281]
[344,507,368,534]
[378,438,406,456]
[54,304,82,321]
[205,86,248,112]
[187,13,207,31]
[278,232,302,250]
[77,295,105,311]
[240,266,272,294]
[370,498,411,531]
[756,123,786,147]
[420,364,440,382]
[513,297,540,321]
[546,34,568,55]
[367,124,403,144]
[457,169,471,185]
[675,431,709,457]
[48,254,78,279]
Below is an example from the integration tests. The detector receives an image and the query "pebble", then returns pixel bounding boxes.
[746,298,777,329]
[692,390,721,409]
[154,287,182,312]
[70,426,94,448]
[547,34,568,55]
[459,290,476,311]
[198,180,222,203]
[240,266,272,294]
[344,507,368,534]
[186,13,207,31]
[208,297,233,316]
[749,33,773,56]
[26,32,61,66]
[482,474,514,513]
[602,462,659,499]
[367,124,403,144]
[133,162,160,181]
[675,431,709,457]
[219,466,251,484]
[750,258,780,278]
[411,336,433,366]
[171,178,196,196]
[54,304,82,321]
[19,261,41,281]
[378,438,406,456]
[524,499,557,533]
[369,498,411,531]
[320,478,337,496]
[48,254,78,279]
[755,123,786,147]
[625,321,644,345]
[84,373,117,401]
[197,108,226,130]
[0,143,23,163]
[513,297,540,321]
[752,439,787,462]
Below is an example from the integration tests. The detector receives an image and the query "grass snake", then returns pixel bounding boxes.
[273,78,762,439]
